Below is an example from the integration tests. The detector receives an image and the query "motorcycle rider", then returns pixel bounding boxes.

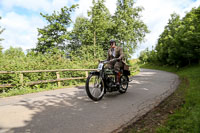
[106,39,124,86]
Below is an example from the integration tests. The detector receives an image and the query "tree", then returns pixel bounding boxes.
[4,47,25,58]
[0,45,3,57]
[0,16,4,42]
[0,16,5,56]
[156,7,200,66]
[69,16,93,51]
[35,5,78,53]
[151,6,200,66]
[156,13,182,65]
[114,0,149,58]
[88,0,113,57]
[179,6,200,65]
[139,49,148,64]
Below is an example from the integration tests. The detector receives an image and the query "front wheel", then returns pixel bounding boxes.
[85,74,105,101]
[119,75,129,93]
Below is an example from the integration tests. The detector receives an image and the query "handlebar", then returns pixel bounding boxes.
[100,58,119,64]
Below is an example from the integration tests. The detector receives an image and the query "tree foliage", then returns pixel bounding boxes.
[155,13,182,65]
[4,47,25,58]
[0,16,4,43]
[35,5,78,53]
[88,0,113,51]
[140,6,200,67]
[0,45,3,56]
[0,16,5,55]
[36,0,148,59]
[70,0,114,58]
[114,0,149,58]
[68,16,92,51]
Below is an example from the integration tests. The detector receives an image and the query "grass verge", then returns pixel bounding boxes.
[0,82,86,98]
[121,63,200,133]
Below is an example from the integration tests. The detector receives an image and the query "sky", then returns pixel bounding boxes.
[0,0,199,58]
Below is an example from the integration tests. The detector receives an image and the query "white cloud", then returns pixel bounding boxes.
[0,11,2,17]
[73,0,92,20]
[72,0,117,22]
[0,0,76,14]
[1,0,51,12]
[52,0,71,11]
[184,0,200,12]
[2,12,31,33]
[0,12,46,50]
[105,0,117,15]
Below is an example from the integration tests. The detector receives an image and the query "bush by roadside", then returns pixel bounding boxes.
[0,47,139,97]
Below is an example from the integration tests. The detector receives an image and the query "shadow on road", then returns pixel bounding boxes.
[1,88,128,133]
[0,69,158,133]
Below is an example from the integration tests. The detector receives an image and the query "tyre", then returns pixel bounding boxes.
[85,74,105,101]
[119,75,129,93]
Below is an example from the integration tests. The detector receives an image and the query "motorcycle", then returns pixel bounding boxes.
[85,59,130,101]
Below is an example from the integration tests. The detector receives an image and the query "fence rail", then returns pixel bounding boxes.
[0,69,97,74]
[0,68,138,88]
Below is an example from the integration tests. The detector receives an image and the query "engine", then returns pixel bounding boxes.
[106,75,115,90]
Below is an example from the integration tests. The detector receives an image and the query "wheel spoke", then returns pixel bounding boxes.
[91,88,96,96]
[119,75,128,93]
[87,75,104,99]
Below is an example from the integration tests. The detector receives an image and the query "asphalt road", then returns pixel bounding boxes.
[0,69,179,133]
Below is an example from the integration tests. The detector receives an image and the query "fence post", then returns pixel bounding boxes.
[19,73,24,86]
[85,71,88,78]
[56,72,61,87]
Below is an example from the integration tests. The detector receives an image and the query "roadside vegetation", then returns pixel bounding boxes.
[122,64,200,133]
[0,47,138,97]
[145,64,200,133]
[122,5,200,133]
[0,0,145,97]
[0,46,104,97]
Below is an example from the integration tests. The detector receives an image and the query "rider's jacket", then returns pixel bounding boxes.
[107,46,124,61]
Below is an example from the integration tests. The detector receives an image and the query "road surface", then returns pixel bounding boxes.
[0,69,179,133]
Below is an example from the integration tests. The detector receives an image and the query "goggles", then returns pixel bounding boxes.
[110,42,114,45]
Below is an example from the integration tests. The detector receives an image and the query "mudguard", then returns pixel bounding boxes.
[123,70,130,76]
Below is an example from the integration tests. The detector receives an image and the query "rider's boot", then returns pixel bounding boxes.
[116,72,121,87]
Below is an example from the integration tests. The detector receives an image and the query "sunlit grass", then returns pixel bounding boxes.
[141,64,200,133]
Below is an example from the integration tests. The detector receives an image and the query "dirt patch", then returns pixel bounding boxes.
[119,77,188,133]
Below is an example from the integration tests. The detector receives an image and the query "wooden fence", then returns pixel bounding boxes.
[0,68,138,88]
[0,69,97,88]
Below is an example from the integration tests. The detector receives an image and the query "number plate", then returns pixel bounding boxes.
[98,63,103,70]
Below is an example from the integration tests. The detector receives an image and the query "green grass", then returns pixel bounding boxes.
[0,82,86,98]
[142,63,200,133]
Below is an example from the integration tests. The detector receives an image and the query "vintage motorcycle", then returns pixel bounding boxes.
[85,59,130,101]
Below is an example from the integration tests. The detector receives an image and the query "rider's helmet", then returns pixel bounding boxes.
[109,39,116,44]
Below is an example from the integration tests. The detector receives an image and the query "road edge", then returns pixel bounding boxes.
[111,69,180,133]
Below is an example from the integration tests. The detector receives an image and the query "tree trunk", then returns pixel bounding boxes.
[188,58,191,66]
[87,45,89,61]
[93,31,96,57]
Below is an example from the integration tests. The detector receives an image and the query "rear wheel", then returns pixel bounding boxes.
[85,74,105,101]
[119,75,129,93]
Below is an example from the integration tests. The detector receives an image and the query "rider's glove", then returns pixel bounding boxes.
[117,58,121,61]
